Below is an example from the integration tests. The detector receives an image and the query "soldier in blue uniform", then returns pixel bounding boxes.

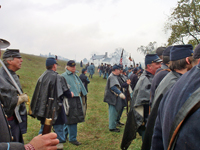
[151,42,200,150]
[121,54,162,149]
[131,54,162,141]
[142,44,194,150]
[150,46,172,106]
[30,57,73,149]
[151,43,200,150]
[104,64,126,132]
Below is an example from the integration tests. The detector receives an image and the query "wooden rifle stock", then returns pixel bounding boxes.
[42,118,52,135]
[42,107,55,135]
[42,97,55,135]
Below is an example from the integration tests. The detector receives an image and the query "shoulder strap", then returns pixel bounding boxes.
[155,68,171,76]
[167,87,200,150]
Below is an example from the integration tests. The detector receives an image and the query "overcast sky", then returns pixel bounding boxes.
[0,0,178,64]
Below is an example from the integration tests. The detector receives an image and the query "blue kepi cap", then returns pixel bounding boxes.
[170,44,193,61]
[46,57,57,66]
[113,64,121,70]
[145,54,162,66]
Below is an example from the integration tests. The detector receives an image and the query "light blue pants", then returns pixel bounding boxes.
[64,123,77,142]
[117,107,124,123]
[39,124,66,143]
[99,70,102,77]
[108,104,118,129]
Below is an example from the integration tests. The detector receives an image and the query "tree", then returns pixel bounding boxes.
[137,41,157,55]
[165,0,200,47]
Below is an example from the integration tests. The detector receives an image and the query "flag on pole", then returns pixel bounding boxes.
[128,54,132,61]
[133,59,135,68]
[119,49,124,65]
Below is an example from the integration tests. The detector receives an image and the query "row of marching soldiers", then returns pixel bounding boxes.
[119,44,200,150]
[0,38,88,150]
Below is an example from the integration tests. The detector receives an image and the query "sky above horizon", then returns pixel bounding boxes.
[1,0,178,64]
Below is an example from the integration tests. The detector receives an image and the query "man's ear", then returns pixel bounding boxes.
[7,60,12,65]
[198,58,200,64]
[186,57,191,65]
[146,64,151,69]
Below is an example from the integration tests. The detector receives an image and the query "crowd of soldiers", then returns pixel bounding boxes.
[0,38,89,150]
[97,63,143,81]
[1,36,200,150]
[120,44,200,150]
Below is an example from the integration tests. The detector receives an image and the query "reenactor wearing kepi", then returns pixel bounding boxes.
[150,46,172,105]
[88,63,95,78]
[0,48,28,143]
[129,68,139,91]
[131,54,161,140]
[117,66,131,126]
[103,63,107,79]
[121,54,161,149]
[99,63,103,77]
[0,38,60,150]
[62,60,87,146]
[142,44,194,150]
[30,57,73,150]
[151,45,200,150]
[79,68,90,115]
[104,64,126,132]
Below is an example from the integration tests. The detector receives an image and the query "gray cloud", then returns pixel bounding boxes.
[1,0,177,63]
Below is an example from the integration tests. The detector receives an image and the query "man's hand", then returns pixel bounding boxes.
[17,93,28,105]
[71,92,74,97]
[127,79,131,85]
[119,93,126,99]
[29,132,59,150]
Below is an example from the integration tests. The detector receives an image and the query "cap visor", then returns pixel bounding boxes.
[0,39,10,49]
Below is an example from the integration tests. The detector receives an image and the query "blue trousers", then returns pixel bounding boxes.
[117,107,124,123]
[99,70,102,77]
[106,73,108,79]
[39,124,66,143]
[89,73,93,78]
[103,72,106,78]
[108,104,118,129]
[64,123,77,142]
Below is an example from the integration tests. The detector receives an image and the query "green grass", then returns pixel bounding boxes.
[2,52,142,149]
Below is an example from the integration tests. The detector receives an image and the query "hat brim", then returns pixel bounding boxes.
[0,39,10,49]
[153,58,162,63]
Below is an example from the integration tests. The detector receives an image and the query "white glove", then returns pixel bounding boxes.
[17,93,28,105]
[119,93,126,99]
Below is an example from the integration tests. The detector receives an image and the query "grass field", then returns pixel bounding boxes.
[3,52,142,149]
